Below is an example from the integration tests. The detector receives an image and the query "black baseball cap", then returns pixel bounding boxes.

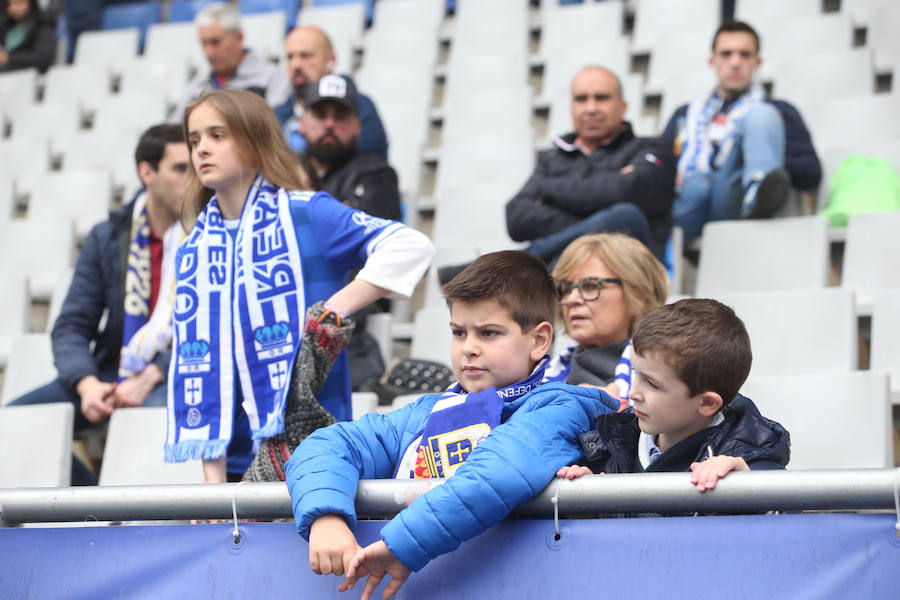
[304,74,359,113]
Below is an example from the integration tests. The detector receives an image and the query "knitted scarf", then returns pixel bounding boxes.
[677,83,766,181]
[395,357,550,479]
[166,177,304,462]
[119,192,181,380]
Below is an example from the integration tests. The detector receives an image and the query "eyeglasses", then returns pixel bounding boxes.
[556,277,623,302]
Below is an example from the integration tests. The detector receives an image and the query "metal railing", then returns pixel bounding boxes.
[1,469,898,526]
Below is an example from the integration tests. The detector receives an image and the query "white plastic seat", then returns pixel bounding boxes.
[0,219,75,298]
[0,68,38,113]
[144,21,206,74]
[298,2,366,73]
[91,93,169,139]
[841,211,900,314]
[716,289,857,378]
[46,268,74,332]
[352,391,378,419]
[118,57,191,108]
[741,371,892,469]
[57,129,141,195]
[0,274,28,367]
[434,131,535,201]
[0,333,54,406]
[242,10,287,62]
[871,292,900,404]
[0,138,51,201]
[99,407,204,485]
[75,28,141,72]
[442,86,533,144]
[8,101,82,155]
[752,15,854,80]
[43,64,112,117]
[735,0,824,23]
[631,0,719,55]
[410,307,451,364]
[432,182,516,250]
[28,170,113,240]
[770,49,874,104]
[0,403,73,487]
[696,217,829,296]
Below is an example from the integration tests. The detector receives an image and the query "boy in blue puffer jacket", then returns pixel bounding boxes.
[285,250,620,598]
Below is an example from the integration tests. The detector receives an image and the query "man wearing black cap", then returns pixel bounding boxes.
[301,74,402,222]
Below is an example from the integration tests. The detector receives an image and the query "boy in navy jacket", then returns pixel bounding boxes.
[558,298,790,489]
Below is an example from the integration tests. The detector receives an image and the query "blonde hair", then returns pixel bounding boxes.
[552,233,669,335]
[181,89,310,223]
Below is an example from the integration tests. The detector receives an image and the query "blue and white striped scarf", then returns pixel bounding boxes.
[119,192,181,380]
[166,177,304,462]
[543,341,633,405]
[677,84,765,181]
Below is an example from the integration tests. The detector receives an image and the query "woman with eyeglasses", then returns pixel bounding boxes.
[543,233,668,402]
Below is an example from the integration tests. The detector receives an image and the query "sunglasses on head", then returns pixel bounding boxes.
[555,276,623,302]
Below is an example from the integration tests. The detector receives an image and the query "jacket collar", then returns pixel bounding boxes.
[553,121,635,154]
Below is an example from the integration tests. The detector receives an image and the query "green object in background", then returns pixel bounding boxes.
[821,155,900,227]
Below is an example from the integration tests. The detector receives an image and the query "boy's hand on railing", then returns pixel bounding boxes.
[309,514,361,576]
[341,540,410,600]
[690,455,749,492]
[556,464,595,479]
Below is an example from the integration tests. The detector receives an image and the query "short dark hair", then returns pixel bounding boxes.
[632,299,752,403]
[443,250,556,332]
[712,20,760,54]
[134,124,184,171]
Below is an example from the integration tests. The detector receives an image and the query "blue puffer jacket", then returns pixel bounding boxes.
[285,381,619,571]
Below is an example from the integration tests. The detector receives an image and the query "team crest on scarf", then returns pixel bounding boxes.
[397,357,549,479]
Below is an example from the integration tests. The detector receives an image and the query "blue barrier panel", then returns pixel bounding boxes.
[1,513,898,598]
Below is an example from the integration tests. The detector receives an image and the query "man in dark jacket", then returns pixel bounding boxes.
[8,124,188,482]
[275,26,388,161]
[506,66,675,264]
[300,73,401,388]
[660,21,822,241]
[301,73,401,222]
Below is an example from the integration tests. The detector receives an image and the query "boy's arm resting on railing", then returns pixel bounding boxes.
[378,384,615,572]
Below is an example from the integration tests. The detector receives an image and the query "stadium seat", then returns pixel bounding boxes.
[46,268,74,332]
[735,0,824,24]
[0,219,75,299]
[0,333,54,407]
[352,391,378,418]
[99,407,203,485]
[241,11,288,62]
[423,244,481,308]
[841,211,900,314]
[0,404,73,487]
[168,0,218,23]
[871,292,900,404]
[716,289,857,378]
[389,393,420,412]
[860,3,900,71]
[631,0,719,55]
[0,68,38,114]
[432,182,516,250]
[0,274,28,367]
[771,49,874,103]
[43,64,112,118]
[118,57,191,108]
[369,0,444,39]
[434,131,535,201]
[411,307,451,364]
[91,93,169,139]
[240,0,299,27]
[144,22,206,74]
[101,1,162,48]
[7,100,82,160]
[751,15,854,80]
[442,87,533,144]
[0,138,51,201]
[74,28,141,74]
[695,216,830,296]
[0,178,12,223]
[28,170,113,240]
[56,129,143,198]
[312,0,374,23]
[741,371,892,469]
[298,2,366,73]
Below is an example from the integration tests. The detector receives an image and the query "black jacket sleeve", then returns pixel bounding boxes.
[536,140,676,220]
[772,100,822,190]
[4,17,56,72]
[51,225,107,390]
[659,105,688,152]
[353,163,402,222]
[505,157,581,242]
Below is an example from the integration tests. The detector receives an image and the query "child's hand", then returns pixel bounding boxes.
[308,514,361,576]
[690,455,749,492]
[341,540,410,600]
[555,464,595,479]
